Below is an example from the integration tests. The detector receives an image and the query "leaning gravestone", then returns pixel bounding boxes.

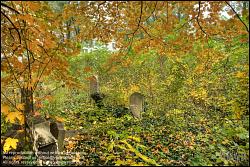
[32,120,58,165]
[27,115,66,165]
[129,92,144,119]
[89,75,99,95]
[50,122,65,152]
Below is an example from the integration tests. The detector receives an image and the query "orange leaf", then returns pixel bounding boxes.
[16,103,25,111]
[1,105,10,116]
[28,2,40,11]
[84,66,92,72]
[33,111,41,117]
[55,116,65,122]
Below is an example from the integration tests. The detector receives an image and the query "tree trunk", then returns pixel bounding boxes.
[21,87,33,114]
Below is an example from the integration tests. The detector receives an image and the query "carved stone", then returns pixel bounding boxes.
[129,92,144,119]
[89,75,99,95]
[50,122,65,152]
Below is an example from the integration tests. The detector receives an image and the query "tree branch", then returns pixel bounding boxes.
[145,1,157,22]
[126,1,143,53]
[139,25,152,38]
[196,1,208,36]
[225,1,249,33]
[1,11,22,44]
[1,2,20,14]
[2,50,23,90]
[175,18,195,32]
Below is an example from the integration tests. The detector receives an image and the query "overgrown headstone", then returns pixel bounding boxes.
[31,120,57,152]
[129,92,144,119]
[26,115,66,165]
[89,75,99,95]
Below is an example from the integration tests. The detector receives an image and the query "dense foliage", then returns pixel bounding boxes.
[1,1,249,166]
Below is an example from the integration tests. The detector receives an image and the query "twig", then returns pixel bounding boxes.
[33,46,53,91]
[145,1,157,22]
[140,25,152,38]
[175,18,195,32]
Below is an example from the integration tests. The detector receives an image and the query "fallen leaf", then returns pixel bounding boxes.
[3,138,19,152]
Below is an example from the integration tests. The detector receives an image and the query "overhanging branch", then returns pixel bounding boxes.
[225,1,249,33]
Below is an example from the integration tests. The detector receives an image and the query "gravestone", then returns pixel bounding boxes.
[32,120,58,165]
[129,92,144,119]
[27,115,66,165]
[89,75,99,95]
[50,122,65,152]
[32,121,57,152]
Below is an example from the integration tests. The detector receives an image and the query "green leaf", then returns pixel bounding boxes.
[108,141,115,152]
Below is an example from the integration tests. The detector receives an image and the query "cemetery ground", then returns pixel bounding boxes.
[1,83,249,166]
[1,46,249,166]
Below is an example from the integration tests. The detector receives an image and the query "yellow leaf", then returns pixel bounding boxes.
[17,130,24,133]
[3,138,19,153]
[5,111,25,125]
[55,116,65,122]
[186,78,193,85]
[1,105,9,116]
[72,152,81,163]
[222,139,229,145]
[120,140,160,166]
[108,141,115,152]
[115,159,124,166]
[16,103,25,111]
[128,136,141,142]
[130,85,139,92]
[235,71,245,78]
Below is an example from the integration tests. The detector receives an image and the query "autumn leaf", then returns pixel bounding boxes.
[119,140,160,166]
[235,71,245,78]
[130,85,139,92]
[72,152,81,163]
[28,2,40,11]
[33,111,41,116]
[5,111,25,125]
[66,141,75,150]
[84,66,92,72]
[55,116,65,122]
[3,138,19,153]
[127,136,141,142]
[162,147,169,154]
[16,103,25,111]
[1,105,9,116]
[108,141,115,152]
[35,102,43,109]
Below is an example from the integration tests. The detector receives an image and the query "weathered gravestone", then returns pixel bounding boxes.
[89,75,106,108]
[27,115,66,165]
[89,75,99,95]
[50,122,65,152]
[129,92,144,119]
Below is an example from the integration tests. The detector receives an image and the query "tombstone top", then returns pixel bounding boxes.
[90,75,99,94]
[130,92,144,98]
[50,122,65,138]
